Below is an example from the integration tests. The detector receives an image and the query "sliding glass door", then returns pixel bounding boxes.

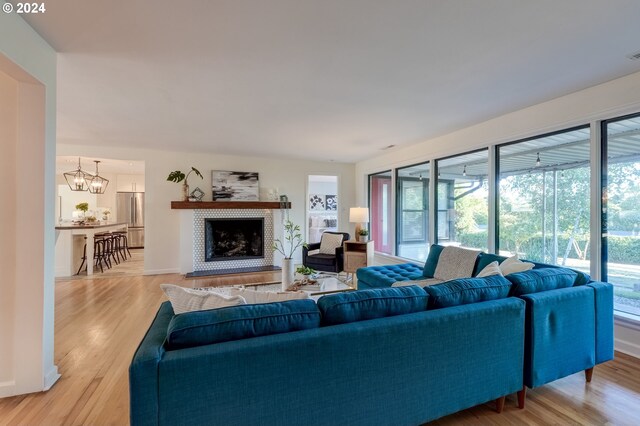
[396,162,429,261]
[435,150,489,251]
[602,114,640,316]
[497,126,591,274]
[369,171,393,254]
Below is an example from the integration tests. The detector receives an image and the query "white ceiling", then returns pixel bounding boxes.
[18,0,640,163]
[56,156,145,175]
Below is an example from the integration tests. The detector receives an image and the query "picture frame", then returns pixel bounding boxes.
[212,171,260,201]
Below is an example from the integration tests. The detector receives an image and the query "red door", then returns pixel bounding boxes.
[371,175,392,254]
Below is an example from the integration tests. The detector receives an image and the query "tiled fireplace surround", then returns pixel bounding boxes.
[179,209,284,274]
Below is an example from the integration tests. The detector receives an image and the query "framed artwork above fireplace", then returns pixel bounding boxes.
[212,170,260,201]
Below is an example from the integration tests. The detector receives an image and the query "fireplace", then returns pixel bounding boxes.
[204,218,265,262]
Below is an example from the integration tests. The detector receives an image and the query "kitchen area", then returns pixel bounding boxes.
[54,157,146,277]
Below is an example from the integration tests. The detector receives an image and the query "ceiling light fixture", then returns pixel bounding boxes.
[463,165,467,177]
[87,160,110,194]
[419,174,423,181]
[535,152,541,167]
[63,157,91,191]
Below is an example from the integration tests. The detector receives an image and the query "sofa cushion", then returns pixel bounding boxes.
[356,263,424,288]
[422,244,445,277]
[530,261,591,286]
[474,253,508,276]
[424,275,513,309]
[161,284,246,314]
[165,299,321,350]
[317,286,428,326]
[507,268,578,296]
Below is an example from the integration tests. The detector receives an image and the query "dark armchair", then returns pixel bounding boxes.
[302,232,351,273]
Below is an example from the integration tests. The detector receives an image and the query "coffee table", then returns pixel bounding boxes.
[198,273,355,299]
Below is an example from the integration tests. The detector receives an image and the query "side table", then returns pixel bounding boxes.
[343,240,374,287]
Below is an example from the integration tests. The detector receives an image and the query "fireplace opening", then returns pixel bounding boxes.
[205,218,264,262]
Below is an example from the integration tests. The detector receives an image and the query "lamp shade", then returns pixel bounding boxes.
[349,207,369,223]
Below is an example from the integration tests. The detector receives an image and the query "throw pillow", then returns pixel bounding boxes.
[506,267,578,296]
[166,299,321,349]
[161,284,246,314]
[476,261,503,278]
[433,246,481,281]
[319,233,344,255]
[227,288,310,304]
[500,256,535,276]
[424,275,513,309]
[317,286,428,326]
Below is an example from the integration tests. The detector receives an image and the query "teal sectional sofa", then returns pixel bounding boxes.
[356,245,615,407]
[130,286,526,425]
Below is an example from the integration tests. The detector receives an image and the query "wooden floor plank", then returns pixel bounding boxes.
[0,273,639,425]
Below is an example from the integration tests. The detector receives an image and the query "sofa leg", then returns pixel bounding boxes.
[517,386,526,409]
[585,367,594,383]
[494,396,506,413]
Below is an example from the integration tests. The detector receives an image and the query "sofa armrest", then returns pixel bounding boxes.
[519,286,595,388]
[129,301,173,426]
[587,281,614,364]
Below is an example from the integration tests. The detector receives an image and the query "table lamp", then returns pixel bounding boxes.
[349,207,369,239]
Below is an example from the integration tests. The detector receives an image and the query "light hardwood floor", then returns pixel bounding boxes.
[0,274,639,425]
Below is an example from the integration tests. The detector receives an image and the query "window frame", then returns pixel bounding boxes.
[395,161,430,261]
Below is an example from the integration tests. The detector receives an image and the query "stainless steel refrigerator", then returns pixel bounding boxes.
[117,192,145,248]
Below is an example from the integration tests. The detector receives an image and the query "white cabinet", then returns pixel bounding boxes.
[116,174,145,192]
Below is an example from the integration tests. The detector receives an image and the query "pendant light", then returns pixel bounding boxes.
[463,165,467,177]
[535,152,541,167]
[87,160,109,194]
[63,157,91,191]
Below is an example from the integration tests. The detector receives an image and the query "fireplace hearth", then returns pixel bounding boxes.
[204,218,264,262]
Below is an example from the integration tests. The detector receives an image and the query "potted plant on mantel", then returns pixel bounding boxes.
[273,220,307,291]
[167,167,203,202]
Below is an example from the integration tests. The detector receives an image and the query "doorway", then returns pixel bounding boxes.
[306,175,340,244]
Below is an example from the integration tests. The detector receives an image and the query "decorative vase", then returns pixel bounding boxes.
[358,235,368,243]
[282,258,295,291]
[182,181,189,202]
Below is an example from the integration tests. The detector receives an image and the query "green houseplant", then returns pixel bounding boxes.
[273,220,307,290]
[167,167,203,202]
[357,228,369,242]
[75,202,89,219]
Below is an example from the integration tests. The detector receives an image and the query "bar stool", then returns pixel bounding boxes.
[75,237,108,275]
[114,230,131,259]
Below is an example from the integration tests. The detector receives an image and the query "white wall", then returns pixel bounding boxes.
[57,144,356,274]
[356,70,640,358]
[0,12,58,396]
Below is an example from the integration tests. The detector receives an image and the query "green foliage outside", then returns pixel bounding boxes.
[457,162,640,265]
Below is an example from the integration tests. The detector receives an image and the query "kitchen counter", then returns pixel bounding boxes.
[55,221,128,230]
[55,222,129,276]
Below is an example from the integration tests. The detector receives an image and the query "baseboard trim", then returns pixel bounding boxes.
[615,337,640,359]
[44,366,61,391]
[0,380,16,398]
[143,268,180,276]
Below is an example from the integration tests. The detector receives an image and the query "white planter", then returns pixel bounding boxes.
[282,258,295,291]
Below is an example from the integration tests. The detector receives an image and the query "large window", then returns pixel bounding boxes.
[497,126,591,275]
[603,114,640,316]
[396,162,429,261]
[369,171,392,255]
[436,150,489,251]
